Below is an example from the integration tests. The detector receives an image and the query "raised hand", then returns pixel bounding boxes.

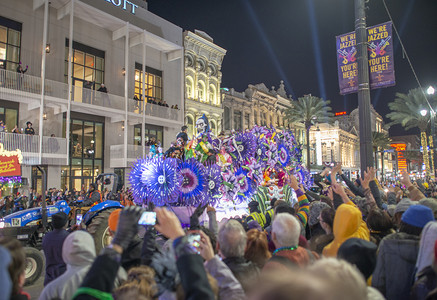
[154,207,185,240]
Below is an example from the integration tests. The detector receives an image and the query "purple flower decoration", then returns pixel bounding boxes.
[234,167,256,204]
[251,126,269,137]
[266,142,278,167]
[130,158,181,206]
[221,169,238,202]
[277,143,291,167]
[178,158,207,206]
[205,164,222,206]
[245,157,264,184]
[229,132,257,166]
[255,137,269,168]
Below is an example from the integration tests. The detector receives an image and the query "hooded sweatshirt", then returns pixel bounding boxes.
[323,201,370,257]
[415,221,437,277]
[39,230,96,300]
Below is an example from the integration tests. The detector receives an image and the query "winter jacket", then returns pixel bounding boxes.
[263,247,318,271]
[323,201,370,257]
[42,228,70,286]
[223,256,260,292]
[39,231,96,300]
[372,232,421,300]
[205,255,246,300]
[411,266,437,300]
[409,186,426,202]
[416,222,437,277]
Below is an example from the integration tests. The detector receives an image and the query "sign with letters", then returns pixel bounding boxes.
[104,0,138,14]
[336,22,395,95]
[0,144,22,177]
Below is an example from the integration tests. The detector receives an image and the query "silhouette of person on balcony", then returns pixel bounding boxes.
[16,63,28,90]
[133,95,143,113]
[97,84,110,106]
[24,121,35,135]
[47,133,60,153]
[0,120,5,133]
[83,80,94,104]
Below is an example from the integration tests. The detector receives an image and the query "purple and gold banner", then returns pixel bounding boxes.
[336,21,395,95]
[368,22,395,89]
[336,31,358,95]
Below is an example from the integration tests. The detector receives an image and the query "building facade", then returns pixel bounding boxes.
[222,82,306,142]
[184,30,226,138]
[0,0,184,192]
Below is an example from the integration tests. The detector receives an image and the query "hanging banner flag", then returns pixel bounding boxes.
[336,21,395,95]
[336,32,358,95]
[368,22,395,89]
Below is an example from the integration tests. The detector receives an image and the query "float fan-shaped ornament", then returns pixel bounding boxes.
[277,143,291,168]
[129,158,149,205]
[130,158,181,206]
[205,163,222,206]
[178,158,207,206]
[230,132,257,166]
[234,167,256,204]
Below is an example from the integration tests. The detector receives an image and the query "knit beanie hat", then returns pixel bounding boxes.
[338,238,377,279]
[309,201,330,227]
[108,209,122,232]
[52,212,68,229]
[394,198,414,215]
[419,198,437,217]
[401,205,435,228]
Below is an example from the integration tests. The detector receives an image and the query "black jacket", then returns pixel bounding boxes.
[223,256,260,292]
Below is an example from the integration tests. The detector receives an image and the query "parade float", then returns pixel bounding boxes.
[129,115,312,223]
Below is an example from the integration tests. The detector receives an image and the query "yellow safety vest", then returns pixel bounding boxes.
[249,212,266,228]
[266,209,274,222]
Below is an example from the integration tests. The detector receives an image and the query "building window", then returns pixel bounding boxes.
[234,111,242,131]
[62,113,104,191]
[224,107,230,131]
[114,168,125,191]
[187,115,195,138]
[209,85,216,104]
[210,120,216,135]
[0,100,18,132]
[245,114,250,129]
[134,124,163,146]
[186,76,194,99]
[64,40,105,102]
[0,16,22,71]
[134,63,162,102]
[198,81,206,102]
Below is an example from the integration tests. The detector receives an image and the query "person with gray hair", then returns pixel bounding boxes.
[263,214,318,271]
[218,219,259,292]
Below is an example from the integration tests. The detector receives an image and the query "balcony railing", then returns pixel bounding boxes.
[0,132,68,165]
[110,144,150,168]
[0,68,182,123]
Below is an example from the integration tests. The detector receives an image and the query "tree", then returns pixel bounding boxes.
[387,88,437,176]
[372,131,392,173]
[285,94,333,171]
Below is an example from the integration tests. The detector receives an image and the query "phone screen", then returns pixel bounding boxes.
[138,211,156,225]
[76,214,83,225]
[187,234,201,252]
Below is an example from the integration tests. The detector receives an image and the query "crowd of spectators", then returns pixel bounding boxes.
[2,164,437,299]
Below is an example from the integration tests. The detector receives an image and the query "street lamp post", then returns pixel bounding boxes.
[427,86,436,179]
[355,0,374,177]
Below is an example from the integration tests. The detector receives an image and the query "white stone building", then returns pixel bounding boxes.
[184,30,226,138]
[0,0,184,192]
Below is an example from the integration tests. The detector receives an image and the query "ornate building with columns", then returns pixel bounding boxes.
[222,82,306,144]
[184,30,226,138]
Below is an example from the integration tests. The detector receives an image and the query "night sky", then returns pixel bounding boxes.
[147,0,437,136]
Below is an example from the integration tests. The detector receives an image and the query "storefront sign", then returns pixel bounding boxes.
[391,143,407,172]
[104,0,138,14]
[0,143,22,177]
[336,21,395,95]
